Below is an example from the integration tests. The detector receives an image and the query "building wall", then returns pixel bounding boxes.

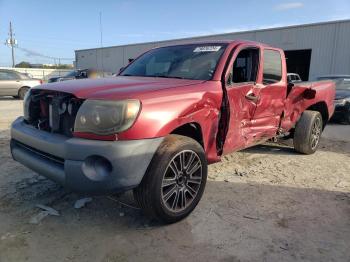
[75,20,350,80]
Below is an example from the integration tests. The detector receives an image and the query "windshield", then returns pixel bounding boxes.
[18,72,30,79]
[338,79,350,90]
[64,71,76,77]
[120,44,227,80]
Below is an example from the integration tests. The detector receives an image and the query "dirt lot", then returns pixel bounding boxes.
[0,98,349,262]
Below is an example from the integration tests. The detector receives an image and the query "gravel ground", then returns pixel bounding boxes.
[0,98,349,262]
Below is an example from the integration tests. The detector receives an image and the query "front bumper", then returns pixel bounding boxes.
[10,117,163,195]
[332,101,350,120]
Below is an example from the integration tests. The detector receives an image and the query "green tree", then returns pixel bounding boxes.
[15,61,32,68]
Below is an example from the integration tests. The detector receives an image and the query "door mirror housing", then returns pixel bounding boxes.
[287,82,294,94]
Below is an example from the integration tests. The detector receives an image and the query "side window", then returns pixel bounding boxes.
[227,48,259,85]
[0,72,7,80]
[0,71,17,80]
[263,49,282,84]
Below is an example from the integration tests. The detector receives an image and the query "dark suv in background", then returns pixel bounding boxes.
[317,75,350,124]
[48,69,90,83]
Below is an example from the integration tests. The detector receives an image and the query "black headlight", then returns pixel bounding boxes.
[74,99,141,135]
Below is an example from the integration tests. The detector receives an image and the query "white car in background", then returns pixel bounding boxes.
[0,69,42,99]
[287,73,302,83]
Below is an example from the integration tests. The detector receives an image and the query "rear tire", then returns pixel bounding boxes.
[18,87,29,100]
[345,109,350,125]
[293,110,323,154]
[133,135,207,224]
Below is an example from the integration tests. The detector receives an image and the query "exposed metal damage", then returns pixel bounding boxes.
[24,90,83,137]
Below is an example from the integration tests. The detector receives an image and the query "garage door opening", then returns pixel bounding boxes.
[284,49,312,81]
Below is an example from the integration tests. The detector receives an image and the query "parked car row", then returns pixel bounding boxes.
[0,68,109,99]
[0,69,42,99]
[47,69,106,83]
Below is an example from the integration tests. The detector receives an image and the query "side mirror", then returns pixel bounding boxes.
[128,58,134,63]
[287,82,294,94]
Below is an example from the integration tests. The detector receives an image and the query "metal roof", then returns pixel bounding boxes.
[76,19,350,52]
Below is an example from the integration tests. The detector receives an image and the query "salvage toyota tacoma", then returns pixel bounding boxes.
[10,40,335,223]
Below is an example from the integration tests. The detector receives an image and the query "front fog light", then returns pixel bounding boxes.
[82,155,112,181]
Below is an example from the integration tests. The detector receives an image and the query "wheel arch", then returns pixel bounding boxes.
[306,101,329,128]
[170,122,204,148]
[18,86,30,95]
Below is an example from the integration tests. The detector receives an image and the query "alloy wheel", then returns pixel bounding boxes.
[311,117,322,150]
[161,150,203,213]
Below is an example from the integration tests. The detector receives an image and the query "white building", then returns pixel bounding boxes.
[75,19,350,81]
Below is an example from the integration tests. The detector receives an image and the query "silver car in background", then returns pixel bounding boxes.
[287,73,302,83]
[0,69,42,99]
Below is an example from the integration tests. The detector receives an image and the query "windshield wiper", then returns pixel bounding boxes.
[122,74,187,79]
[148,75,186,79]
[121,74,135,76]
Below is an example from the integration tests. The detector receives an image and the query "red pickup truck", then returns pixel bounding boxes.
[10,40,335,223]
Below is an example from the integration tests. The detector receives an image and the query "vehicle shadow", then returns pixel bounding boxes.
[1,176,349,262]
[0,96,19,101]
[242,141,297,155]
[0,128,349,261]
[242,138,350,156]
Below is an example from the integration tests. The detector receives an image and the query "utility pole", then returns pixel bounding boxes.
[99,12,103,47]
[6,22,16,67]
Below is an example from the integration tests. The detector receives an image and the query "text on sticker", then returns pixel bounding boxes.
[193,46,222,52]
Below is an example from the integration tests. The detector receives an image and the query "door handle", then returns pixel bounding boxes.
[245,93,258,103]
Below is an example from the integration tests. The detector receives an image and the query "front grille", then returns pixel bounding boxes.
[26,90,83,137]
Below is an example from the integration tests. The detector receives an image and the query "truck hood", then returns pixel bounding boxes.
[37,76,204,99]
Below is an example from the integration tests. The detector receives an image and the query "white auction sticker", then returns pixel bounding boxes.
[193,46,222,52]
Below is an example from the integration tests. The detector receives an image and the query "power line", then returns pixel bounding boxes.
[3,21,73,66]
[16,46,73,61]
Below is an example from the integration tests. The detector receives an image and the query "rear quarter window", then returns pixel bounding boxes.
[263,50,282,84]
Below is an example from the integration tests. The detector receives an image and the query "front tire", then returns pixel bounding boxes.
[345,109,350,125]
[293,110,323,154]
[134,135,207,223]
[18,87,29,100]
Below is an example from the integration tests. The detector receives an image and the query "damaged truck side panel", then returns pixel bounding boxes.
[10,40,335,223]
[211,42,334,156]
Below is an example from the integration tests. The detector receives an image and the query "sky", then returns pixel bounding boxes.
[0,0,349,66]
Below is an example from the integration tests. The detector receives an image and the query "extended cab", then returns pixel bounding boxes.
[10,41,335,223]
